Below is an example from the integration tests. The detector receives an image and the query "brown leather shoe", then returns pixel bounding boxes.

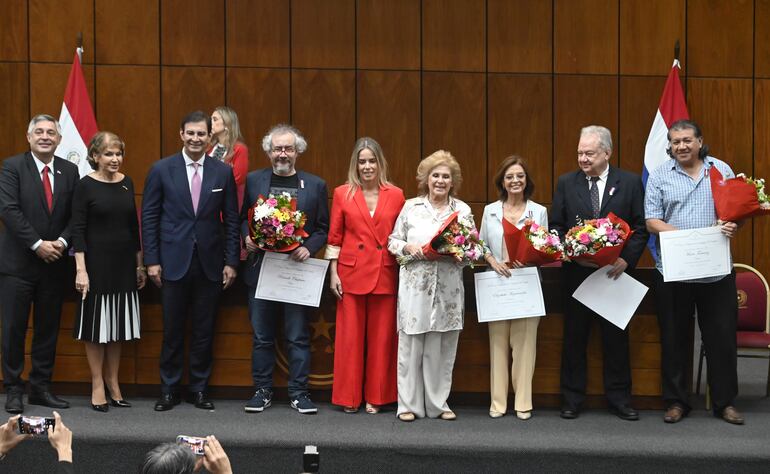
[720,406,744,425]
[663,404,685,423]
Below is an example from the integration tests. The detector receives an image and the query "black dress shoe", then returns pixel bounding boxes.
[187,392,215,410]
[92,403,109,412]
[110,398,132,408]
[28,391,70,409]
[560,408,579,419]
[5,391,24,414]
[154,393,181,411]
[610,404,639,421]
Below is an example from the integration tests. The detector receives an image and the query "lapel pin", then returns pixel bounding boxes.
[609,187,616,196]
[56,170,62,174]
[122,185,128,191]
[300,179,305,189]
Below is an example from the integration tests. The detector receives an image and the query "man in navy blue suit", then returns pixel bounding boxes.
[141,111,240,411]
[241,124,328,415]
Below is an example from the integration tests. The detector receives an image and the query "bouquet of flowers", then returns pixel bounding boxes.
[397,211,486,267]
[502,219,563,266]
[563,212,632,267]
[247,192,308,252]
[710,167,770,221]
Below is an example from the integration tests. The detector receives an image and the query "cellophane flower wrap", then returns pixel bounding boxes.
[502,218,564,266]
[563,212,632,267]
[247,192,309,252]
[709,167,770,221]
[397,211,486,267]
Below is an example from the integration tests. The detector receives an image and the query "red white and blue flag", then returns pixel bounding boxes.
[55,48,99,178]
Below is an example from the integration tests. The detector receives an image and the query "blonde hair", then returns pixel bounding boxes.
[211,106,244,159]
[87,131,125,171]
[345,137,392,199]
[416,150,462,196]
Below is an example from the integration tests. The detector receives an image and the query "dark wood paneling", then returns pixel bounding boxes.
[687,78,754,265]
[753,80,770,277]
[488,0,552,73]
[29,63,95,120]
[291,69,356,189]
[618,76,667,173]
[687,0,753,77]
[161,0,224,66]
[226,68,291,171]
[422,0,485,72]
[422,72,486,202]
[620,0,686,76]
[357,70,422,197]
[227,0,290,67]
[29,0,94,63]
[554,0,618,74]
[553,75,619,183]
[757,0,770,78]
[96,66,161,191]
[160,67,225,156]
[95,0,159,65]
[0,63,29,153]
[487,74,553,204]
[357,0,420,70]
[291,0,355,69]
[0,0,27,61]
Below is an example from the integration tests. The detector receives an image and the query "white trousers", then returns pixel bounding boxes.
[397,330,460,418]
[488,317,540,414]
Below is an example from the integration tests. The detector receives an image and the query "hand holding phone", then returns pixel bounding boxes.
[176,435,207,456]
[18,416,55,436]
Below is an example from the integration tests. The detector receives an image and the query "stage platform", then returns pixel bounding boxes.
[3,393,769,473]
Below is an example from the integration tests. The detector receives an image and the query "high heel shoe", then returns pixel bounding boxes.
[92,403,109,412]
[106,387,132,408]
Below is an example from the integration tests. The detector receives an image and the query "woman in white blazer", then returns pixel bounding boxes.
[479,156,548,420]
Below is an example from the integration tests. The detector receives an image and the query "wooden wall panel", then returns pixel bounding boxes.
[687,0,753,77]
[291,0,355,69]
[423,0,485,72]
[487,74,553,203]
[0,63,29,153]
[160,67,225,156]
[757,0,770,78]
[29,0,94,63]
[357,70,421,197]
[95,0,159,65]
[0,0,27,61]
[687,78,754,265]
[554,0,618,74]
[227,0,289,67]
[619,0,686,76]
[357,0,420,70]
[29,63,95,119]
[291,69,356,188]
[488,0,552,73]
[226,68,291,171]
[553,75,619,184]
[753,80,770,278]
[96,66,161,191]
[161,0,224,66]
[618,76,667,173]
[422,73,486,202]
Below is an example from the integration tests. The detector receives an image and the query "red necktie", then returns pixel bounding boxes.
[42,166,53,212]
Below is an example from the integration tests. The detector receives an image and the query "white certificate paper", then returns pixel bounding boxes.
[474,267,546,323]
[572,265,649,330]
[659,226,731,282]
[255,253,330,307]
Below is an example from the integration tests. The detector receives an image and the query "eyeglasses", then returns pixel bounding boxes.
[577,150,603,158]
[271,146,296,154]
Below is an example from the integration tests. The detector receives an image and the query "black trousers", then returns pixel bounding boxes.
[159,251,222,393]
[560,265,632,409]
[654,270,738,413]
[0,273,65,391]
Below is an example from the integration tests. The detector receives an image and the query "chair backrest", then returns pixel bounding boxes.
[734,263,770,333]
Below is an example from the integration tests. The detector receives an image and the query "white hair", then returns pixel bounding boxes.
[580,125,613,151]
[27,114,62,136]
[261,124,308,154]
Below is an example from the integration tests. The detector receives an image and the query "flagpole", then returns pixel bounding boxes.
[76,32,83,62]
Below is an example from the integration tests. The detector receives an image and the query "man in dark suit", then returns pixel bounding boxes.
[550,125,649,421]
[141,111,240,411]
[0,114,80,413]
[241,124,328,415]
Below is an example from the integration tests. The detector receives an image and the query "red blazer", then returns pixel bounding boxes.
[328,184,405,295]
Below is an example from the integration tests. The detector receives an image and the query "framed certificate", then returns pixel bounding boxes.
[255,253,330,307]
[474,267,546,323]
[659,226,731,282]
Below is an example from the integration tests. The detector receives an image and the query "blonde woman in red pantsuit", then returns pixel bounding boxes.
[326,137,405,414]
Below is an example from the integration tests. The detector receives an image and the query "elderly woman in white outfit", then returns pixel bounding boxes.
[480,156,548,420]
[388,150,475,422]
